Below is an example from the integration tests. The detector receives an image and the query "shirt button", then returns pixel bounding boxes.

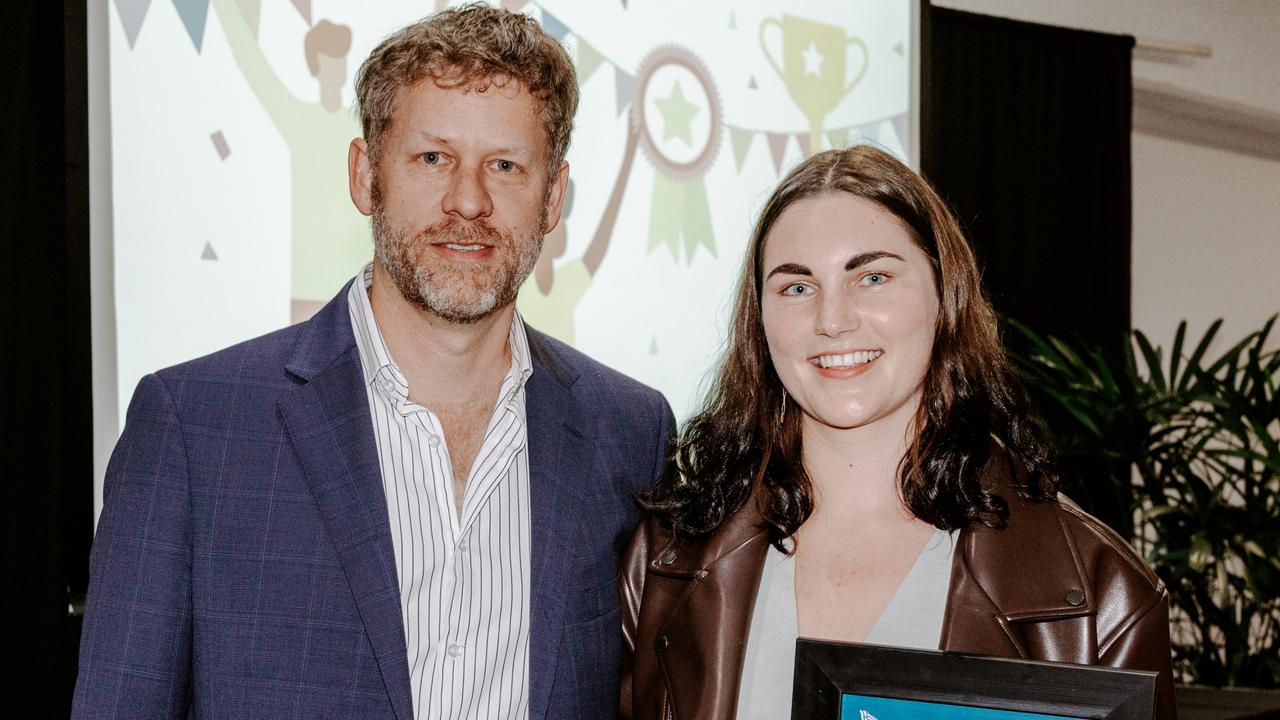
[446,643,465,658]
[457,540,469,552]
[427,434,441,448]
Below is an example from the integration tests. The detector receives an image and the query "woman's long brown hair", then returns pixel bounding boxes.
[641,145,1056,546]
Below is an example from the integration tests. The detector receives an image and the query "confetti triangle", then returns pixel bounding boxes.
[894,41,905,56]
[577,39,605,85]
[766,132,789,174]
[649,336,658,355]
[747,75,758,90]
[171,0,210,52]
[540,8,568,40]
[728,11,736,29]
[231,0,261,39]
[201,242,219,260]
[289,0,311,25]
[614,66,634,116]
[728,126,753,172]
[209,130,231,160]
[114,0,153,49]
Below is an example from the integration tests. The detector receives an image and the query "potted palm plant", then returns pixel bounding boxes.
[1010,316,1279,713]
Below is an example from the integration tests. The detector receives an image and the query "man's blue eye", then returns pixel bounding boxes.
[497,160,515,172]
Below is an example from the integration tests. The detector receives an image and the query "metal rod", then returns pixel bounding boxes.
[1134,36,1213,58]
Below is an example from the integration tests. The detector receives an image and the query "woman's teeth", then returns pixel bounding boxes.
[816,350,883,369]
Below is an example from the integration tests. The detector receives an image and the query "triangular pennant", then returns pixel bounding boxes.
[728,126,753,172]
[827,127,849,150]
[501,0,529,10]
[766,132,789,174]
[891,114,909,150]
[231,0,261,39]
[210,130,231,160]
[114,0,154,49]
[540,9,568,40]
[201,241,219,260]
[577,39,605,85]
[649,335,658,355]
[172,0,211,52]
[614,66,634,116]
[748,75,758,90]
[728,11,736,29]
[795,131,811,157]
[289,0,311,25]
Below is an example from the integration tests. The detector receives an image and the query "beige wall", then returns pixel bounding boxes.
[933,0,1280,355]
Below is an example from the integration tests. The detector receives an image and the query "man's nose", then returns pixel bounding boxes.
[442,166,494,220]
[814,289,861,338]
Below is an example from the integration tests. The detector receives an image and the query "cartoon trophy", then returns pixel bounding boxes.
[760,14,869,155]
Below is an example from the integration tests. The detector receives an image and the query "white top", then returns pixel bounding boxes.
[349,264,532,719]
[735,528,957,719]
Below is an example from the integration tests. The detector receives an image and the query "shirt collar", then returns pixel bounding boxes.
[347,263,533,399]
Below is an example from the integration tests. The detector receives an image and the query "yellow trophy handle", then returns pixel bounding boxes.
[842,36,870,98]
[759,17,785,82]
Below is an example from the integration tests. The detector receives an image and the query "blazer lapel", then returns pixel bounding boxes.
[524,331,590,720]
[277,290,414,720]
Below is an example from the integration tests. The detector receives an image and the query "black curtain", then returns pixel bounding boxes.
[921,6,1134,533]
[0,0,92,714]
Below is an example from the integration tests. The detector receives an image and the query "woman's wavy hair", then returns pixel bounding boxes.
[642,145,1056,545]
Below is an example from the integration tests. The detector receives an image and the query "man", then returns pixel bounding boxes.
[73,6,673,719]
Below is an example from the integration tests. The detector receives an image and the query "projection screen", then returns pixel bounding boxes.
[93,0,920,518]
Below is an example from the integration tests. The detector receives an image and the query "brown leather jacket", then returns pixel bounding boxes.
[620,464,1177,720]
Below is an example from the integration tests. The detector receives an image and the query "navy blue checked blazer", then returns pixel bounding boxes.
[73,284,675,719]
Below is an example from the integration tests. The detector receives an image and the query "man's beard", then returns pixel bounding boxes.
[372,196,545,325]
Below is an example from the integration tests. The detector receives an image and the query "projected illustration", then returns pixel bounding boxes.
[108,0,913,424]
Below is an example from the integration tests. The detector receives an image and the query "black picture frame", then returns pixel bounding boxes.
[793,640,1157,720]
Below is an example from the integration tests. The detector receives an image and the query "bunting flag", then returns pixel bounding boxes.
[766,132,789,174]
[540,9,568,40]
[289,0,311,25]
[728,126,753,172]
[201,241,219,260]
[890,113,909,150]
[576,39,605,85]
[747,75,758,90]
[172,0,211,52]
[827,127,849,150]
[114,0,152,49]
[502,0,529,10]
[614,66,634,116]
[232,0,261,39]
[795,131,811,157]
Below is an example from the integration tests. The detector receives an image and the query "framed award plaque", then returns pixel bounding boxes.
[793,640,1157,720]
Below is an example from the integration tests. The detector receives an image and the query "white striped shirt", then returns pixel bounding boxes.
[348,265,532,719]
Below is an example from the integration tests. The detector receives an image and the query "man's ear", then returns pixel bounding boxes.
[542,161,570,235]
[349,138,374,217]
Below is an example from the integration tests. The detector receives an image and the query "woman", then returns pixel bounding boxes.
[620,146,1175,719]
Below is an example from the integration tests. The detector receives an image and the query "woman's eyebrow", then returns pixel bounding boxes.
[765,263,811,280]
[846,250,905,270]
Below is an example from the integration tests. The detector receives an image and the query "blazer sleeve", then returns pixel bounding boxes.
[72,374,193,719]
